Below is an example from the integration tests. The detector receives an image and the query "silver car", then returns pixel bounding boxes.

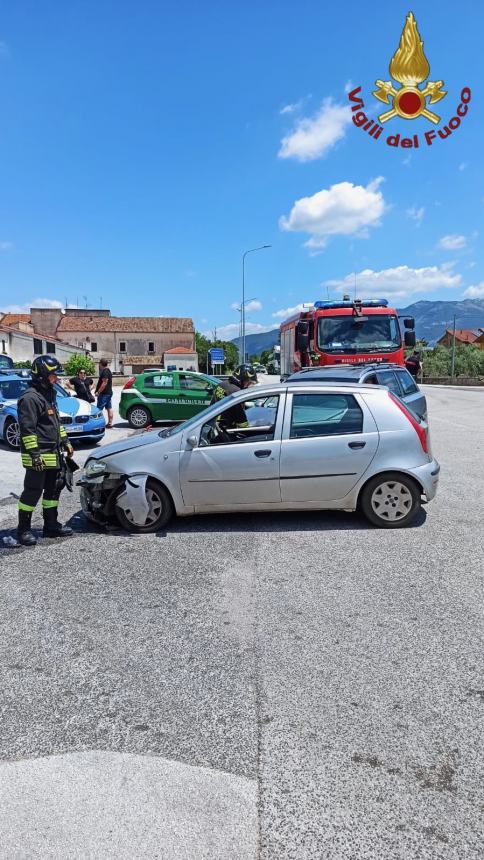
[78,382,440,531]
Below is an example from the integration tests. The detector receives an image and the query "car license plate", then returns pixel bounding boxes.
[69,425,84,433]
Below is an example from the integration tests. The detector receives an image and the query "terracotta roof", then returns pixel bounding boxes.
[441,328,478,343]
[1,313,31,325]
[57,315,194,333]
[164,346,196,354]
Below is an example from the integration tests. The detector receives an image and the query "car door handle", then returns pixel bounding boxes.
[348,441,366,449]
[254,450,272,458]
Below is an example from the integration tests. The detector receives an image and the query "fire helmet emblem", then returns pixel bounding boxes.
[373,11,446,124]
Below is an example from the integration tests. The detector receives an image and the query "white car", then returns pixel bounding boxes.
[79,381,439,531]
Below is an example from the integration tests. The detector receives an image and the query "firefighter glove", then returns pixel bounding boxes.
[31,452,44,472]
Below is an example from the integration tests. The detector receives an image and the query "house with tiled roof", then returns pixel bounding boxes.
[24,307,196,373]
[437,328,479,347]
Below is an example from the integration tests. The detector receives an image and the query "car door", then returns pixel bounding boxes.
[142,372,178,421]
[179,392,285,509]
[176,373,215,420]
[394,369,427,418]
[280,390,379,502]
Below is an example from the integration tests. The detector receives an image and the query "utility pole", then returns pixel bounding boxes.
[242,245,271,365]
[451,314,456,381]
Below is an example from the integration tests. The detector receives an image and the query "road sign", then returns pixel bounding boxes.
[209,348,225,363]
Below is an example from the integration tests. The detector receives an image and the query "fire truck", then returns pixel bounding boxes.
[280,297,416,377]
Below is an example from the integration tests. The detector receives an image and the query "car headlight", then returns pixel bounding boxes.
[85,459,108,477]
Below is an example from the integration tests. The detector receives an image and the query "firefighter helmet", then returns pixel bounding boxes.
[31,355,63,381]
[233,364,258,386]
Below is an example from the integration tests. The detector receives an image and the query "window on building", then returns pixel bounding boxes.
[90,341,98,353]
[119,341,127,353]
[33,338,43,354]
[46,342,56,354]
[148,341,155,353]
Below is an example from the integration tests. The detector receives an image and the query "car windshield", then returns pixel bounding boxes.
[318,315,401,353]
[0,379,29,400]
[54,382,69,397]
[158,397,229,438]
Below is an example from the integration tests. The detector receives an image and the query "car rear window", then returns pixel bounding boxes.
[395,369,418,395]
[290,393,363,439]
[376,369,401,395]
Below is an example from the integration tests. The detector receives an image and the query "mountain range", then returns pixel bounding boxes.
[232,299,484,356]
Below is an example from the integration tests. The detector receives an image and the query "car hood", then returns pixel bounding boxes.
[57,396,98,418]
[88,430,162,459]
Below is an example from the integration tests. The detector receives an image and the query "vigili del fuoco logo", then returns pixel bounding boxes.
[348,11,471,150]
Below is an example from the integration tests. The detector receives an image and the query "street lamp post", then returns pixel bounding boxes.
[235,297,258,364]
[242,245,271,365]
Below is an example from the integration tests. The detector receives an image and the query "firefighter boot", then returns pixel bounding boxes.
[42,506,73,538]
[17,509,38,547]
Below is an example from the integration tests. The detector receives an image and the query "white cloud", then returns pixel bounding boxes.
[463,282,484,298]
[324,263,462,302]
[230,299,262,313]
[0,240,13,251]
[278,98,351,162]
[459,162,468,171]
[279,178,385,251]
[406,206,424,227]
[280,100,303,115]
[344,80,354,94]
[402,154,412,166]
[0,298,77,314]
[272,303,306,319]
[438,234,467,250]
[204,322,275,341]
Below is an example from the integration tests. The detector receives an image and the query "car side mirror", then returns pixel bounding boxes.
[187,434,198,448]
[403,317,415,329]
[404,331,416,347]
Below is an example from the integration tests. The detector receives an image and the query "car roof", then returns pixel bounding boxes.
[249,381,388,396]
[288,363,407,380]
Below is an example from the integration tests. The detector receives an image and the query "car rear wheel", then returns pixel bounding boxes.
[4,418,20,449]
[127,405,153,429]
[115,478,173,533]
[360,472,421,528]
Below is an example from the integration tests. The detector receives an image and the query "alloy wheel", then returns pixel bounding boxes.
[129,407,150,428]
[5,420,20,449]
[124,488,163,526]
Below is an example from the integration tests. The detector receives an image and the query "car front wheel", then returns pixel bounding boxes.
[360,473,421,528]
[127,405,153,429]
[115,478,173,533]
[4,418,20,449]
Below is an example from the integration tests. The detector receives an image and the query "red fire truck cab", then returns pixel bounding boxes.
[280,298,416,377]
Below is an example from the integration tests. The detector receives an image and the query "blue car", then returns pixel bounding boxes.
[0,373,106,449]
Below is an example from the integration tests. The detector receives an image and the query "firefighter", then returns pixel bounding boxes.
[16,355,75,546]
[211,365,257,429]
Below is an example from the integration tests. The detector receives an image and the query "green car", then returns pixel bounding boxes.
[120,370,220,428]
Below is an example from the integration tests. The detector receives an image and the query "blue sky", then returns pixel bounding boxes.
[0,0,482,340]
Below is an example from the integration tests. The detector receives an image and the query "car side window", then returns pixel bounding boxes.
[376,369,400,395]
[395,369,418,395]
[178,375,210,391]
[290,393,363,439]
[144,374,174,389]
[199,394,280,446]
[363,373,378,385]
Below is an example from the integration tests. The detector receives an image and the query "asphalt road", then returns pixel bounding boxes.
[0,385,483,859]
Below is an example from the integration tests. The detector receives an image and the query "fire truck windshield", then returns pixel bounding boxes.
[317,314,400,353]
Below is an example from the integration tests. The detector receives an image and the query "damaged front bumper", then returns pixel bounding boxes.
[78,472,152,528]
[78,472,125,525]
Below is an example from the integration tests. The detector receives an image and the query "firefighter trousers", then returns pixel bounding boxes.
[18,468,62,512]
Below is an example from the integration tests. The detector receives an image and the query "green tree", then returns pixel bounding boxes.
[63,353,96,377]
[195,333,239,373]
[14,360,32,369]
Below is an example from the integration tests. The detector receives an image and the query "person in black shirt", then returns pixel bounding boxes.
[66,368,94,402]
[95,358,114,427]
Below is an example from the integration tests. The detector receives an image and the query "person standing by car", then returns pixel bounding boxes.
[211,365,257,429]
[95,359,114,428]
[66,368,94,403]
[405,350,422,381]
[16,355,74,546]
